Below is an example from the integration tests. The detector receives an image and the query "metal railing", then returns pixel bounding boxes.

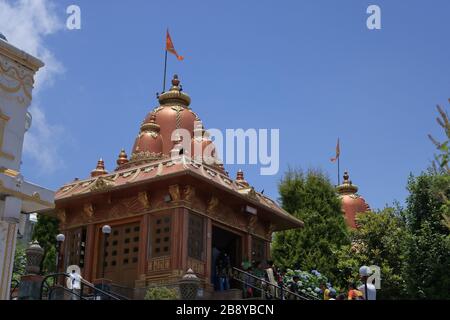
[231,267,319,300]
[39,273,129,300]
[10,279,20,300]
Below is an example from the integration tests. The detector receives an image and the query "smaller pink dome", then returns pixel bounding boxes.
[337,171,370,228]
[130,113,163,164]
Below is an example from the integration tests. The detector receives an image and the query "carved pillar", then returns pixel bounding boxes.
[0,221,17,300]
[180,208,189,272]
[170,207,186,273]
[246,234,252,263]
[83,224,96,281]
[138,214,149,277]
[205,217,212,288]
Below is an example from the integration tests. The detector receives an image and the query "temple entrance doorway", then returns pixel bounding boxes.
[211,225,242,291]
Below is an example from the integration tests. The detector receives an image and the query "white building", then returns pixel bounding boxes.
[0,35,54,300]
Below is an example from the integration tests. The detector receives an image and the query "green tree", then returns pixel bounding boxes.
[404,172,450,299]
[12,243,27,282]
[335,208,409,299]
[32,214,59,274]
[272,168,350,284]
[428,100,450,231]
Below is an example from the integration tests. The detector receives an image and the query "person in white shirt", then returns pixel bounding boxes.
[358,266,376,300]
[358,281,376,300]
[69,270,83,300]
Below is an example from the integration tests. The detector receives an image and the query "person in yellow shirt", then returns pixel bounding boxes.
[320,283,331,300]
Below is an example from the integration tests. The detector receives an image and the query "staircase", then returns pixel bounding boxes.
[39,273,129,300]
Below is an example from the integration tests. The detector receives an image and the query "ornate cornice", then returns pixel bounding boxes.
[0,40,44,72]
[89,176,114,192]
[130,151,163,162]
[0,42,42,101]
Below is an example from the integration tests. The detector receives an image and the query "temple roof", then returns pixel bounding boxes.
[55,156,303,230]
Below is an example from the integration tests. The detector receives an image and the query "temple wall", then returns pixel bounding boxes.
[0,39,53,300]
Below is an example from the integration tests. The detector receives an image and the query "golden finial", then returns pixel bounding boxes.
[117,149,129,166]
[236,169,249,187]
[91,158,108,177]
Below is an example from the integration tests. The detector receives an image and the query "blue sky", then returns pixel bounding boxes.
[3,0,449,210]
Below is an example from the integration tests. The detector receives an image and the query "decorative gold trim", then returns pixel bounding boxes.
[0,112,10,121]
[83,203,94,219]
[207,195,219,213]
[168,185,180,201]
[138,191,150,209]
[0,185,54,208]
[57,209,66,224]
[0,109,14,161]
[0,167,19,177]
[89,177,114,192]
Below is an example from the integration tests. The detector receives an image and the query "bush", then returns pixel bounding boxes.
[283,269,337,299]
[144,286,179,300]
[12,243,27,282]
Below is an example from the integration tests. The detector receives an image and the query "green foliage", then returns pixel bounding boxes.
[272,168,350,285]
[404,172,450,299]
[428,100,450,230]
[12,243,27,282]
[335,208,409,299]
[32,214,59,274]
[144,286,179,300]
[429,100,450,172]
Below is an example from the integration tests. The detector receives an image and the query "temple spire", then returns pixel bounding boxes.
[91,158,108,177]
[116,149,129,166]
[236,169,250,187]
[336,170,358,195]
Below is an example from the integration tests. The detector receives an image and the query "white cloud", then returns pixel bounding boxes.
[0,0,65,173]
[23,104,64,172]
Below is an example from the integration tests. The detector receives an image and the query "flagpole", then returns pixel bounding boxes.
[163,49,168,92]
[338,155,340,185]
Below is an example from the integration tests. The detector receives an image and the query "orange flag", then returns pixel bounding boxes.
[330,138,340,162]
[166,30,184,61]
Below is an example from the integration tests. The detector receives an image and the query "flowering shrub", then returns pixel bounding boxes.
[144,286,179,300]
[283,269,337,299]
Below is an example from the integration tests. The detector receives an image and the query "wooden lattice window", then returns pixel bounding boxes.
[151,214,172,258]
[102,222,140,274]
[251,237,266,264]
[188,214,204,260]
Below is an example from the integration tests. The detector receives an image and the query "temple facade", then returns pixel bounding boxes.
[337,171,370,228]
[0,37,54,300]
[50,75,303,297]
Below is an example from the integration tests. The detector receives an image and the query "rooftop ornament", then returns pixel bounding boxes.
[91,158,108,177]
[25,241,44,275]
[178,269,200,300]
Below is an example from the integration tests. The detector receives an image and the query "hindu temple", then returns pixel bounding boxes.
[47,75,304,298]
